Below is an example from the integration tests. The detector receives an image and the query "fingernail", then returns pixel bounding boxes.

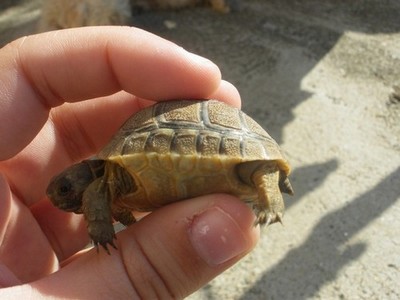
[188,206,250,267]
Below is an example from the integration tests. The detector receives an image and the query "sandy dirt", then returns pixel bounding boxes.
[1,0,399,299]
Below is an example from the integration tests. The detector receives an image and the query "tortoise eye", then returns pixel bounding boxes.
[58,179,72,197]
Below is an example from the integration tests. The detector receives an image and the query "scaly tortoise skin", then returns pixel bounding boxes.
[47,100,293,252]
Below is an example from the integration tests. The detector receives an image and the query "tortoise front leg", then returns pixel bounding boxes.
[82,178,116,253]
[251,163,285,226]
[112,206,136,226]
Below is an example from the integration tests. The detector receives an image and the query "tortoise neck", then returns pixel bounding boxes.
[83,159,106,180]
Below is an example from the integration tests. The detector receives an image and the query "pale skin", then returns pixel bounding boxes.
[0,27,259,298]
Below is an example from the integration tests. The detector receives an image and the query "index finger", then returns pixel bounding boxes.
[0,26,222,160]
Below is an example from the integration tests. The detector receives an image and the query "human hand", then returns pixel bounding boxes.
[0,27,259,299]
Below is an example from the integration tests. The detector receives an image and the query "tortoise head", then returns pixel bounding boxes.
[46,160,105,213]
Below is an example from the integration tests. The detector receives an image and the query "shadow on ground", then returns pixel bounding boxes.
[241,166,400,299]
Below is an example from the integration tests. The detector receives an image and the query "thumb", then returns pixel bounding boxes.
[28,195,259,299]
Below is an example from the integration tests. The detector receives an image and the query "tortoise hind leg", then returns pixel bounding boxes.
[251,163,285,226]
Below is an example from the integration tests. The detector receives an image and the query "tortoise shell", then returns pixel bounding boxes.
[98,100,290,210]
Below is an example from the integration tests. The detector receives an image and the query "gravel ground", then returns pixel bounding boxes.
[1,1,399,299]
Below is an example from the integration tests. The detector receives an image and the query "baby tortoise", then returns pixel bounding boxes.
[47,100,293,252]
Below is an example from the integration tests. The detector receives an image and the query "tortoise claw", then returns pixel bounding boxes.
[253,209,283,226]
[88,221,117,254]
[94,237,118,255]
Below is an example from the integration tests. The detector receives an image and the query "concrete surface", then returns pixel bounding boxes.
[1,1,399,299]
